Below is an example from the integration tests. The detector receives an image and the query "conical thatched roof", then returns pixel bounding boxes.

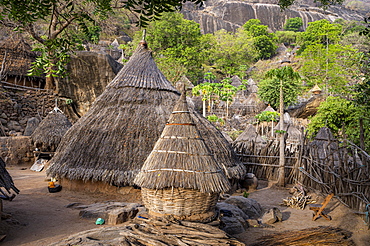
[233,124,267,154]
[263,105,276,112]
[0,157,19,195]
[31,108,72,152]
[134,92,231,193]
[47,41,245,186]
[175,75,194,92]
[231,75,242,87]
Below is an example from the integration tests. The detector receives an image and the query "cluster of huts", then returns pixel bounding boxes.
[25,40,246,221]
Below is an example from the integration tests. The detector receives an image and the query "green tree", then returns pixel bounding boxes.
[243,19,277,60]
[132,12,208,83]
[263,66,301,187]
[297,19,342,53]
[206,28,257,76]
[307,97,369,151]
[283,17,303,32]
[298,43,360,94]
[218,78,246,118]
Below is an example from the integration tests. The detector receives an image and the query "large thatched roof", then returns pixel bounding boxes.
[233,124,266,152]
[134,92,231,193]
[0,157,19,195]
[31,108,72,152]
[47,41,245,186]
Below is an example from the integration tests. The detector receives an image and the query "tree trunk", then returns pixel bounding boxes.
[277,80,285,187]
[202,100,206,117]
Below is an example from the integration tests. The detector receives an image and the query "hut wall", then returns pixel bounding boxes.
[60,178,142,203]
[0,136,34,166]
[142,188,219,222]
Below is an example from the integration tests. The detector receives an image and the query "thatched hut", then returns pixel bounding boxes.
[0,37,44,88]
[134,92,230,221]
[175,75,194,93]
[47,41,245,193]
[31,108,72,152]
[309,127,339,165]
[0,157,19,200]
[233,124,267,154]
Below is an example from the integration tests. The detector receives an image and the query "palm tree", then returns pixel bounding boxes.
[265,66,301,187]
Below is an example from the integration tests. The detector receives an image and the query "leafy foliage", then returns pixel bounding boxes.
[283,17,303,32]
[243,19,277,60]
[306,96,369,150]
[255,111,280,122]
[258,66,302,109]
[298,43,360,94]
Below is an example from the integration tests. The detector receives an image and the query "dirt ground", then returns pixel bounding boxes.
[1,166,369,246]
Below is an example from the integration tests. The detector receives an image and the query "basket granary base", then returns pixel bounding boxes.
[142,187,219,223]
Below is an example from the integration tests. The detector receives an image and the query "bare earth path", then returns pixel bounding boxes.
[1,167,369,245]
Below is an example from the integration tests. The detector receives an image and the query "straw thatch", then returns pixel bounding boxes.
[0,37,41,79]
[175,75,194,92]
[0,157,19,196]
[233,124,267,153]
[31,108,72,152]
[47,41,245,187]
[231,75,242,87]
[134,92,231,193]
[250,226,355,246]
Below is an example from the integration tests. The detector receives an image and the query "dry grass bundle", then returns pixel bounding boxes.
[31,108,72,152]
[47,41,244,187]
[135,92,231,193]
[250,226,355,246]
[0,157,19,195]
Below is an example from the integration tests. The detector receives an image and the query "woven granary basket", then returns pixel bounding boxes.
[141,188,219,222]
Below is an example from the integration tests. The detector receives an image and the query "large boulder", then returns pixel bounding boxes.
[58,51,123,121]
[216,202,249,234]
[23,117,41,136]
[224,196,263,219]
[182,0,362,34]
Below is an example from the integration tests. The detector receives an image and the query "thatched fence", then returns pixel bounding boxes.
[233,127,369,227]
[299,128,370,227]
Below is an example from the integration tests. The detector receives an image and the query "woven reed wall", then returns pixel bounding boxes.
[141,188,219,221]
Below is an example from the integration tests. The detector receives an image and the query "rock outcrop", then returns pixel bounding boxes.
[182,0,363,33]
[58,51,123,121]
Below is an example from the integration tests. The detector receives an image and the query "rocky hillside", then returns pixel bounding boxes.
[181,0,364,33]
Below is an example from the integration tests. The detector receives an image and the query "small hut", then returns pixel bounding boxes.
[0,37,44,88]
[175,75,194,94]
[47,41,245,193]
[134,92,230,222]
[31,107,72,153]
[0,157,19,200]
[233,124,267,154]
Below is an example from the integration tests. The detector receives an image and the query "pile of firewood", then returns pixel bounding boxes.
[281,185,316,210]
[51,217,245,246]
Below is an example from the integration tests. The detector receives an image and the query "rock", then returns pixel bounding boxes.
[0,113,7,119]
[262,207,283,224]
[76,202,142,225]
[23,117,40,136]
[7,121,22,132]
[224,196,263,219]
[0,118,6,125]
[216,202,248,235]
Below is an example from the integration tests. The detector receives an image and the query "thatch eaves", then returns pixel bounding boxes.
[134,93,231,193]
[31,108,72,152]
[0,37,41,78]
[0,157,19,195]
[47,41,245,186]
